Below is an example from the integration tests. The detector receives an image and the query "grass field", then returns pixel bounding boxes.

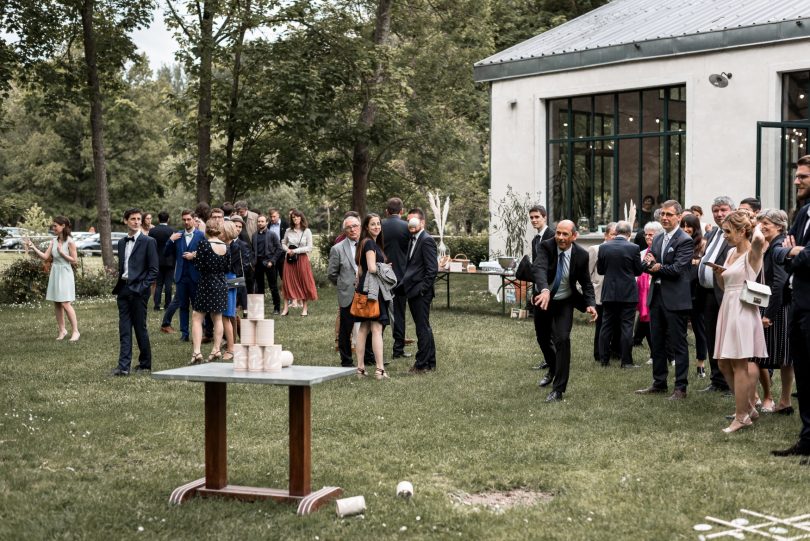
[0,276,807,540]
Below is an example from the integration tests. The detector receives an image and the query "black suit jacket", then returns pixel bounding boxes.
[382,215,409,280]
[646,228,693,311]
[596,238,642,303]
[398,231,438,299]
[532,238,595,313]
[149,224,176,268]
[113,234,159,296]
[252,228,283,266]
[700,226,732,304]
[775,203,810,311]
[531,226,555,262]
[762,233,789,319]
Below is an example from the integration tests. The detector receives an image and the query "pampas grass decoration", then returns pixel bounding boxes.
[428,191,449,259]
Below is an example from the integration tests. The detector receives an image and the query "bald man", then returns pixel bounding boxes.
[532,220,597,401]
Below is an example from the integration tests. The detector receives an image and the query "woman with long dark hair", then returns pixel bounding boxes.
[26,216,80,341]
[354,213,390,379]
[681,213,707,378]
[281,209,318,316]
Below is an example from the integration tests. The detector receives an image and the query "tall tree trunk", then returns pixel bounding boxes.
[196,0,216,204]
[79,0,114,270]
[223,0,252,201]
[350,0,392,215]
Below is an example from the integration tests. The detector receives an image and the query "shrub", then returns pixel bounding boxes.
[0,257,49,304]
[75,268,117,298]
[316,233,339,264]
[443,235,490,265]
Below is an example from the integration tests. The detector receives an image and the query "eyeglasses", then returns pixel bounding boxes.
[344,224,360,230]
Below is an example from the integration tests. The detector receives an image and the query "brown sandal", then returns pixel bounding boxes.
[189,353,203,365]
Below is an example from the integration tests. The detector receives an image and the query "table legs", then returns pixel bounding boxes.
[168,382,341,514]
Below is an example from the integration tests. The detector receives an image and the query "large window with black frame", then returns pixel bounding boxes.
[782,70,809,213]
[547,85,686,232]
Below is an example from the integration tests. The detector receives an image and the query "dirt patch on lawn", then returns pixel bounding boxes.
[451,488,553,513]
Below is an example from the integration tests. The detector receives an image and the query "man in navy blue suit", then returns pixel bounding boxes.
[635,200,694,400]
[111,208,159,376]
[160,209,204,341]
[773,154,810,459]
[381,197,411,359]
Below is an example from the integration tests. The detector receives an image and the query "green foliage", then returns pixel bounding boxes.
[20,203,51,234]
[492,185,542,258]
[315,232,340,265]
[444,235,490,265]
[74,267,117,298]
[0,257,48,303]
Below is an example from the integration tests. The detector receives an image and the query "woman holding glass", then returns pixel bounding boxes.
[26,216,80,342]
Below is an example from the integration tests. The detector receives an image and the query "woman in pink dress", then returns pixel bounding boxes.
[712,210,767,433]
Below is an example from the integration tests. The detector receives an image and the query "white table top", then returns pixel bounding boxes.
[152,363,356,386]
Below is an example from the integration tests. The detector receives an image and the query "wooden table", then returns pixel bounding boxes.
[434,270,526,314]
[152,363,355,515]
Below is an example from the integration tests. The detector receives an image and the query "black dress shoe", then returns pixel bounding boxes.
[774,406,795,415]
[110,368,129,377]
[134,366,151,374]
[538,375,552,387]
[545,391,563,402]
[393,352,412,358]
[532,362,549,370]
[771,442,810,457]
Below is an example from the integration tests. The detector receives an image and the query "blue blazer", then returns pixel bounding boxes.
[114,234,159,296]
[645,227,693,311]
[165,229,204,282]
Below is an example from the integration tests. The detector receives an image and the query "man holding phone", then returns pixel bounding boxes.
[161,209,205,341]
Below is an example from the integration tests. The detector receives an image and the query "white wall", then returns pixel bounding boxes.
[489,40,810,258]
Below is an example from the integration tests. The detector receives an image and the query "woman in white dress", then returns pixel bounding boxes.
[26,216,80,342]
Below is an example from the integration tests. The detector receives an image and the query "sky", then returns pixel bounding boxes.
[131,4,179,73]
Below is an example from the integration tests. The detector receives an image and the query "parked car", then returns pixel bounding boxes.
[77,232,128,255]
[1,227,42,250]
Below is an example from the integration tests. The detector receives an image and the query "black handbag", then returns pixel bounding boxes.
[515,255,533,282]
[286,245,298,264]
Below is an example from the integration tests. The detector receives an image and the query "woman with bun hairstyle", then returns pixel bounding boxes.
[712,209,767,433]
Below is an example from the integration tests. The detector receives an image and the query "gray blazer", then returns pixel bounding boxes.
[327,238,358,308]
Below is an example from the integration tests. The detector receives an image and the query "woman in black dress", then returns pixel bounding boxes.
[354,213,389,379]
[189,218,230,364]
[755,209,794,414]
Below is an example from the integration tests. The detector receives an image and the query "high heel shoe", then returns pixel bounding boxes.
[375,368,390,380]
[189,353,203,365]
[69,332,80,343]
[222,351,234,361]
[749,408,760,421]
[56,330,67,341]
[356,367,367,378]
[722,415,752,433]
[280,310,289,316]
[207,350,222,362]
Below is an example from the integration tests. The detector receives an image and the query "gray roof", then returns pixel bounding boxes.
[474,0,810,83]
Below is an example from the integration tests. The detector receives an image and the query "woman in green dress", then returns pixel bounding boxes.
[26,216,80,342]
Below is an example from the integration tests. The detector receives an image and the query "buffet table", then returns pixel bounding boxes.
[433,270,527,314]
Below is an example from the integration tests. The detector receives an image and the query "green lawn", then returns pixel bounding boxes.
[0,278,807,540]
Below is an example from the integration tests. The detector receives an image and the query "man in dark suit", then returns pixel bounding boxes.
[597,221,643,367]
[111,208,159,376]
[267,208,288,279]
[382,197,411,359]
[397,208,438,373]
[161,209,204,341]
[696,196,735,393]
[533,220,598,401]
[772,154,810,459]
[527,205,555,332]
[252,214,283,314]
[588,222,619,363]
[636,200,694,400]
[149,211,175,311]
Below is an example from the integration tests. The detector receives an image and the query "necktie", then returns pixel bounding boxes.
[661,234,670,255]
[551,251,566,295]
[408,235,416,259]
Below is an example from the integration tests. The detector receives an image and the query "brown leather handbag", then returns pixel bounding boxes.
[350,291,380,318]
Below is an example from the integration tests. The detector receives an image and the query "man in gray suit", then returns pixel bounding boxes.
[328,215,362,367]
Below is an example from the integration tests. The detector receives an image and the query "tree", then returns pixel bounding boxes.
[2,0,152,268]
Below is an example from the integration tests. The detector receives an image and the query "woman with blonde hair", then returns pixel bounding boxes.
[26,216,80,342]
[189,218,229,364]
[219,220,240,360]
[712,209,767,432]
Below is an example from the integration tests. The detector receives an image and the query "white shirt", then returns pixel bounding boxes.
[349,239,358,262]
[122,230,141,279]
[183,228,194,246]
[408,230,424,259]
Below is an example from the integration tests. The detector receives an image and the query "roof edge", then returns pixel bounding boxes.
[473,19,810,83]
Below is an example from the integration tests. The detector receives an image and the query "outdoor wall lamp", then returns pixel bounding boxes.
[508,99,517,108]
[709,72,732,88]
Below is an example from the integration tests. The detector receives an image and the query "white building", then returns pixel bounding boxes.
[475,0,810,250]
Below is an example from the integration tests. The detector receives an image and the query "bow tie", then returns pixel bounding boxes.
[126,236,136,243]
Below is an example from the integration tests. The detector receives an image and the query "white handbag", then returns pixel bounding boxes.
[740,280,771,308]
